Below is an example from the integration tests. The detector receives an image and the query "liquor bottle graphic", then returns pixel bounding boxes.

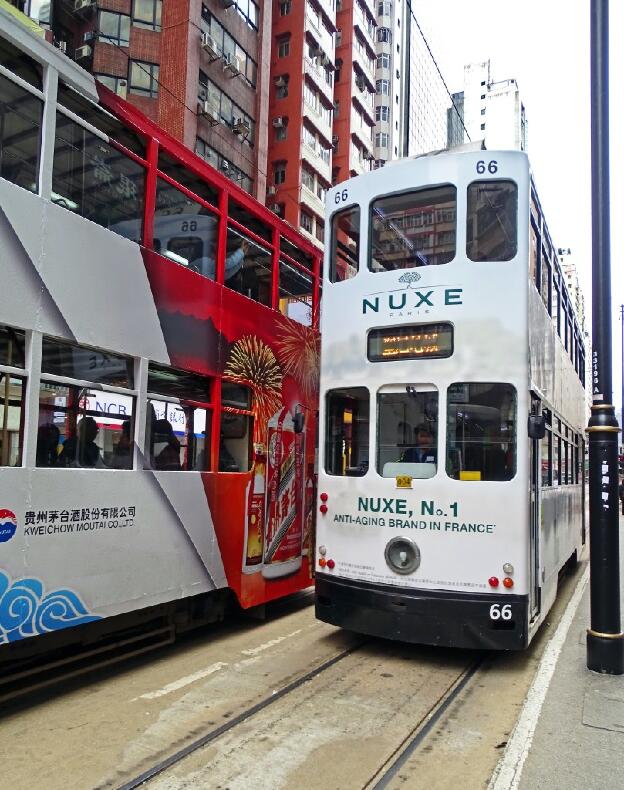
[262,407,304,579]
[243,449,266,570]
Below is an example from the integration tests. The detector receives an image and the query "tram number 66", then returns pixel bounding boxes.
[489,604,512,621]
[334,188,349,205]
[476,160,498,174]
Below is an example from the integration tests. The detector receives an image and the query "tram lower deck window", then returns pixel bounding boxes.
[376,387,439,478]
[325,388,369,476]
[446,383,517,481]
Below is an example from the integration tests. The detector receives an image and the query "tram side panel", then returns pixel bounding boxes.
[0,178,316,648]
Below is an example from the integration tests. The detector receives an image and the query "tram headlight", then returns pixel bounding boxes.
[503,563,514,575]
[384,537,421,575]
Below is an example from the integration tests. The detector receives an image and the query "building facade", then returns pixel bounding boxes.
[451,60,528,152]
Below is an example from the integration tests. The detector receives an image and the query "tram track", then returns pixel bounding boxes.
[115,645,487,790]
[116,639,369,790]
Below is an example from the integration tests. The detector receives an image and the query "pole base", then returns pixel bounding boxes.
[587,631,624,674]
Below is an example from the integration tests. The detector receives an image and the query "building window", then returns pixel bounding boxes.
[275,125,287,141]
[377,53,391,69]
[132,0,162,31]
[95,74,127,94]
[99,11,131,46]
[481,108,486,115]
[480,94,486,99]
[274,162,286,184]
[198,72,255,145]
[315,219,325,243]
[377,27,391,43]
[376,79,390,96]
[300,210,313,234]
[129,60,159,97]
[376,105,389,122]
[375,132,389,147]
[277,35,290,58]
[480,123,485,130]
[233,0,259,31]
[279,0,291,14]
[301,165,315,192]
[378,1,392,14]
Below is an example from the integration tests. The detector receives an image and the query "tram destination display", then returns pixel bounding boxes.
[367,322,453,361]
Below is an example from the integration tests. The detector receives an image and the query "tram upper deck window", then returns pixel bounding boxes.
[376,386,438,479]
[0,73,43,194]
[0,37,43,89]
[329,206,360,282]
[446,383,517,481]
[52,112,145,242]
[466,181,517,262]
[325,388,369,476]
[369,186,456,272]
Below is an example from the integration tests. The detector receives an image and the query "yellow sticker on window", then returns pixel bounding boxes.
[459,470,482,481]
[396,474,413,489]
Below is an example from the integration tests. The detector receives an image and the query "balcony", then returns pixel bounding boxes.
[303,98,333,144]
[351,76,375,125]
[352,44,375,86]
[305,10,335,60]
[304,57,334,105]
[350,111,374,155]
[301,143,332,183]
[300,183,325,217]
[353,5,376,51]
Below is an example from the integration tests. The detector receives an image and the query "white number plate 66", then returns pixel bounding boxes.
[489,604,512,621]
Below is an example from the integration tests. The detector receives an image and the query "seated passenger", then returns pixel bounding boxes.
[152,419,182,471]
[36,423,60,467]
[58,416,104,468]
[401,424,437,463]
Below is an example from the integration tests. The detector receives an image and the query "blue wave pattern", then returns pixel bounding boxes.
[0,569,101,643]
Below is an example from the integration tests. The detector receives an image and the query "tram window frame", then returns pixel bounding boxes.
[529,219,539,289]
[541,428,552,487]
[540,250,552,315]
[38,337,137,470]
[0,71,43,195]
[376,386,439,479]
[329,205,360,283]
[466,180,518,262]
[0,324,27,468]
[325,387,369,476]
[369,185,457,272]
[146,364,213,472]
[219,382,253,473]
[446,382,517,482]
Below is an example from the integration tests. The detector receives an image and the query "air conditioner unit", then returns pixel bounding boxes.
[233,117,251,136]
[116,80,127,99]
[201,31,221,60]
[54,40,67,53]
[270,203,281,213]
[267,186,276,196]
[272,117,286,128]
[74,45,93,60]
[74,0,94,11]
[274,75,288,87]
[83,30,95,43]
[221,160,230,172]
[224,53,242,76]
[197,100,220,125]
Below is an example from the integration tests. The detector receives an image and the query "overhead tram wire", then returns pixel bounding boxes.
[405,0,471,143]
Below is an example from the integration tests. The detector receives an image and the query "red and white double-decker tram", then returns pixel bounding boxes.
[0,13,321,669]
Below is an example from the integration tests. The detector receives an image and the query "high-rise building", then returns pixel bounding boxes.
[451,60,528,152]
[371,0,403,167]
[267,0,338,245]
[446,91,463,149]
[331,0,376,183]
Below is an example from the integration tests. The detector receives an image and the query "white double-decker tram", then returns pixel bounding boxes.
[315,149,586,649]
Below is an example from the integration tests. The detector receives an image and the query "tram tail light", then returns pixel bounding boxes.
[320,492,328,502]
[488,576,500,588]
[503,577,514,589]
[319,557,327,568]
[327,559,335,570]
[320,504,328,514]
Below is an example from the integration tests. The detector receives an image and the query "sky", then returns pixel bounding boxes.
[415,0,624,412]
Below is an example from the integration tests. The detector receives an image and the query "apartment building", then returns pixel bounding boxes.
[44,0,271,200]
[372,0,404,166]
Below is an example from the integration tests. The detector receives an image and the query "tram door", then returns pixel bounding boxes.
[529,394,541,619]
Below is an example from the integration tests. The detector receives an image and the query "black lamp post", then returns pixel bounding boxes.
[586,0,624,674]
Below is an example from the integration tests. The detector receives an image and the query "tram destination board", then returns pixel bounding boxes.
[367,322,453,362]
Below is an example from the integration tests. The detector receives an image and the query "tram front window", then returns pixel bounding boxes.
[466,180,518,262]
[377,386,438,478]
[446,382,517,481]
[325,388,369,476]
[369,185,456,272]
